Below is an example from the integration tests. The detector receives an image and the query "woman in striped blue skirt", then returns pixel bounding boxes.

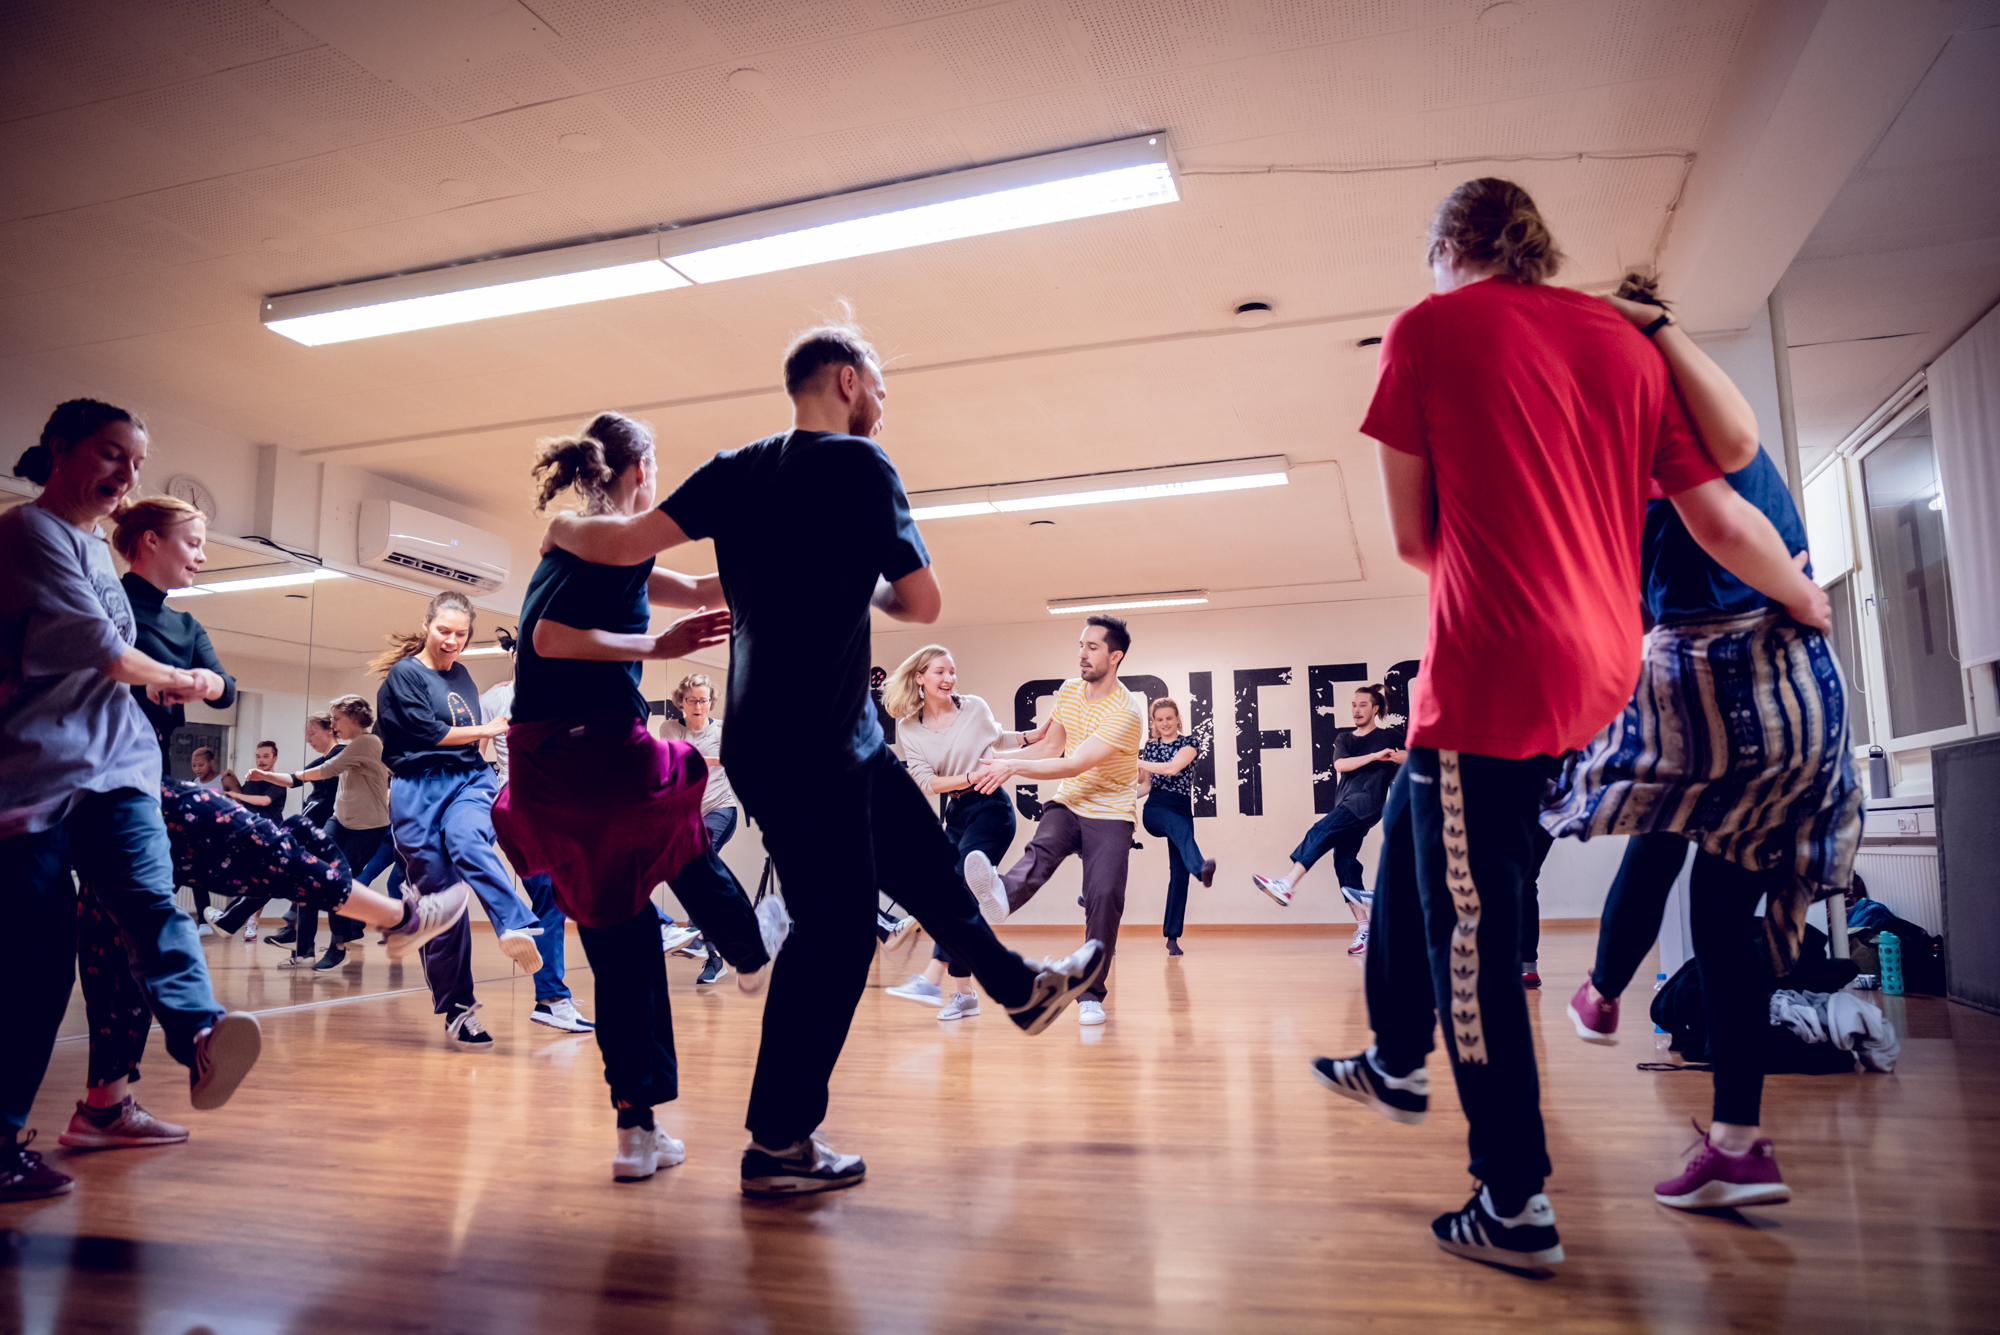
[1543,276,1860,1214]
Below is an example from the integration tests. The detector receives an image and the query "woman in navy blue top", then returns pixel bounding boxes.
[1136,698,1213,956]
[1542,277,1861,1214]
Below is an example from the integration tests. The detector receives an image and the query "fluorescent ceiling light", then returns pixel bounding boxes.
[1047,591,1210,615]
[262,136,1177,345]
[167,569,345,597]
[908,456,1288,521]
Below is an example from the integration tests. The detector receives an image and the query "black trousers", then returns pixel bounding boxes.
[1365,747,1556,1203]
[1521,825,1553,967]
[933,788,1016,978]
[735,745,1039,1147]
[577,908,678,1110]
[420,912,475,1016]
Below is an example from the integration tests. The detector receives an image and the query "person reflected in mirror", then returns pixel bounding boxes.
[247,695,391,971]
[658,672,750,989]
[188,746,222,790]
[479,635,593,1033]
[372,590,543,1051]
[2,400,258,1197]
[228,741,288,814]
[1136,697,1213,958]
[491,412,769,1182]
[881,646,1040,1017]
[1251,684,1405,956]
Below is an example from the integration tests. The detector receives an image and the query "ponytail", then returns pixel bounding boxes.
[369,590,476,676]
[531,412,653,514]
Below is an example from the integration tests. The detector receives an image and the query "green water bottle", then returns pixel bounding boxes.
[1879,931,1904,996]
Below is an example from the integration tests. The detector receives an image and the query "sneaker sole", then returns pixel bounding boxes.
[498,936,544,972]
[741,1170,866,1198]
[1566,1003,1619,1046]
[0,1179,74,1200]
[886,989,945,1005]
[1656,1181,1793,1209]
[385,891,471,963]
[529,1013,594,1033]
[1312,1062,1426,1126]
[1252,879,1292,907]
[1013,943,1111,1036]
[58,1128,190,1150]
[189,1013,262,1111]
[964,853,1008,924]
[936,1008,979,1020]
[1434,1235,1565,1267]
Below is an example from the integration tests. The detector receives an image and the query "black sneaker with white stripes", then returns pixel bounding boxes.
[1311,1048,1429,1125]
[1431,1186,1564,1267]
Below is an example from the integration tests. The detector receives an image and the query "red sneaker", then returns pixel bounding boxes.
[1566,978,1619,1045]
[1522,971,1542,989]
[1346,924,1369,955]
[1654,1122,1792,1209]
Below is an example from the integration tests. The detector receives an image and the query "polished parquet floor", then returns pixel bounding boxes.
[5,920,1996,1333]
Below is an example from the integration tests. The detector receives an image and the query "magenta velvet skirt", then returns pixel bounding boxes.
[492,715,708,929]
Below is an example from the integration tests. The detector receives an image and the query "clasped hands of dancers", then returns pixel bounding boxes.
[5,177,1860,1278]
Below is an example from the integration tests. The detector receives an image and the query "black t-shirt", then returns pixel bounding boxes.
[512,548,654,725]
[121,572,237,750]
[1333,725,1406,822]
[237,777,290,816]
[376,655,485,777]
[662,430,929,776]
[302,742,343,826]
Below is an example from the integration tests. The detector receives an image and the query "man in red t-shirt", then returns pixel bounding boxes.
[1312,179,1828,1270]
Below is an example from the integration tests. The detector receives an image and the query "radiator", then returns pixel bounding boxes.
[1853,847,1944,936]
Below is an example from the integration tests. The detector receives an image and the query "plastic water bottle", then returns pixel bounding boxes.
[1879,931,1904,996]
[1653,972,1668,1033]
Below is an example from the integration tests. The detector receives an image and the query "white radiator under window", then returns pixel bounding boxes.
[1853,847,1943,935]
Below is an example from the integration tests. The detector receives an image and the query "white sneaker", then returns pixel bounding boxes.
[886,975,944,1004]
[963,850,1009,924]
[737,895,793,997]
[383,883,471,962]
[1076,999,1106,1026]
[242,920,258,941]
[196,923,215,938]
[1252,875,1294,907]
[882,915,918,950]
[530,998,594,1033]
[660,924,700,954]
[936,992,980,1020]
[497,926,544,973]
[613,1124,685,1181]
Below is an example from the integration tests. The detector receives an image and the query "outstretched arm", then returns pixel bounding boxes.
[1669,479,1830,631]
[533,607,731,663]
[971,733,1120,793]
[647,568,724,609]
[1604,294,1760,472]
[544,509,691,568]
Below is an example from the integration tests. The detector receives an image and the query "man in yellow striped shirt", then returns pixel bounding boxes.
[964,615,1144,1025]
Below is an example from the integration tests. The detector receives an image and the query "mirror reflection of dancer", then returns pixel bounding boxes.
[543,320,1107,1196]
[492,412,788,1184]
[1251,684,1405,955]
[245,695,393,971]
[2,401,263,1198]
[963,616,1144,1027]
[373,591,544,1051]
[1545,274,1859,1213]
[480,647,595,1034]
[1136,697,1214,957]
[658,673,742,988]
[881,646,1041,1019]
[1313,179,1830,1269]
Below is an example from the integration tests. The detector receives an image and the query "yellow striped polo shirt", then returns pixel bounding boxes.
[1049,677,1144,823]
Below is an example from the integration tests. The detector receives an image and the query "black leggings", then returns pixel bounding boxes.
[1590,833,1773,1125]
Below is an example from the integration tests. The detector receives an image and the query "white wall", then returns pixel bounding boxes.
[872,599,1628,929]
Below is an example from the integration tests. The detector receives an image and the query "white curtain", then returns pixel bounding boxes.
[1929,300,2000,667]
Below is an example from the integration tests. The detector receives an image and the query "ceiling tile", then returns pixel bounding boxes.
[470,96,666,189]
[408,48,581,121]
[1062,0,1242,81]
[227,45,442,147]
[899,2,1081,101]
[681,0,872,56]
[599,66,791,159]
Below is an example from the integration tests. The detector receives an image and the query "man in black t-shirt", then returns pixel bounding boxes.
[546,317,1108,1197]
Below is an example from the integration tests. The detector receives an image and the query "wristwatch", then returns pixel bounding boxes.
[1642,309,1678,338]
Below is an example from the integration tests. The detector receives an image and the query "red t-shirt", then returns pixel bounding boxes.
[1360,278,1719,760]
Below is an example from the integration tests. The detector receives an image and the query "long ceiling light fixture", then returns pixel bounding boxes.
[1047,591,1210,615]
[263,135,1178,346]
[907,456,1289,521]
[166,569,346,597]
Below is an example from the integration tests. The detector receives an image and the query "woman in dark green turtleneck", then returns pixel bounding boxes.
[113,497,234,751]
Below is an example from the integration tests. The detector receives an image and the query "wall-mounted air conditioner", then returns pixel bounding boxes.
[358,499,509,593]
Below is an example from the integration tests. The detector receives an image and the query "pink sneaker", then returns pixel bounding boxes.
[1346,923,1369,955]
[1566,978,1619,1045]
[1654,1122,1792,1209]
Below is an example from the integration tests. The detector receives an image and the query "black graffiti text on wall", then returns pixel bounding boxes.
[1234,667,1292,816]
[1187,671,1217,818]
[1307,663,1369,814]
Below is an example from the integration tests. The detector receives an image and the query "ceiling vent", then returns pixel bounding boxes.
[358,499,510,593]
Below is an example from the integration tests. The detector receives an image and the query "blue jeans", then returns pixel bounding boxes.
[389,766,534,936]
[1142,793,1205,938]
[1290,805,1375,902]
[357,833,403,898]
[525,873,568,1003]
[933,789,1016,977]
[1,788,223,1139]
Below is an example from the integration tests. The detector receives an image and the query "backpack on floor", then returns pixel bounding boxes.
[1646,957,1859,1075]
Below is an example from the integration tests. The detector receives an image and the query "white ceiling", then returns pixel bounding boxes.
[1,0,1987,628]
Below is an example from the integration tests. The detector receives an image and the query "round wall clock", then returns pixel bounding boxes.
[165,474,217,522]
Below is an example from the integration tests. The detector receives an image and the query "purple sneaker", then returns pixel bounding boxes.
[1654,1121,1792,1209]
[1567,978,1619,1045]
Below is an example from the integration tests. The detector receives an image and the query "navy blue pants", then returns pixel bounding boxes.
[1141,793,1204,939]
[1290,805,1375,902]
[1,788,223,1140]
[389,765,534,936]
[933,789,1016,978]
[1364,749,1555,1204]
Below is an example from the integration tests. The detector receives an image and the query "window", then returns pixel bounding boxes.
[1860,410,1964,738]
[1825,574,1870,746]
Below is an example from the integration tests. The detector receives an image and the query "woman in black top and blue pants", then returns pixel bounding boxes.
[373,591,541,1050]
[1137,698,1213,956]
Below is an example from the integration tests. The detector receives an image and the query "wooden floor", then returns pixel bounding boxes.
[6,922,1997,1334]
